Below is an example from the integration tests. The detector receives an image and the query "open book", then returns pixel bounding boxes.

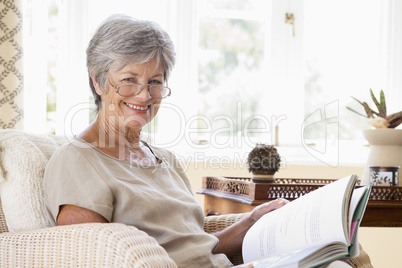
[242,175,371,268]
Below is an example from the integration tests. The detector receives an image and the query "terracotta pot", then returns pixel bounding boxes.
[251,171,276,183]
[361,129,402,185]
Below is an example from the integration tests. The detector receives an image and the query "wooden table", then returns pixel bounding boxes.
[197,176,402,227]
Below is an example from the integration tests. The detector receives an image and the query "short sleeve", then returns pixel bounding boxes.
[152,146,194,195]
[44,144,113,223]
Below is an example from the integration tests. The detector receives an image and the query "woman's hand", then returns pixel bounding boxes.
[212,198,289,258]
[248,198,289,224]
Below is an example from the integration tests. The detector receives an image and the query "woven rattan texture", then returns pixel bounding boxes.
[0,223,177,267]
[0,197,7,233]
[343,244,373,268]
[204,213,246,265]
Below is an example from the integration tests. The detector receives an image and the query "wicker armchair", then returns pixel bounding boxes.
[0,129,245,267]
[0,129,373,267]
[0,199,244,267]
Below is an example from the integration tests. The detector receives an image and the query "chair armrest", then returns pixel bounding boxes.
[203,213,247,234]
[204,213,247,265]
[343,244,373,268]
[0,223,177,268]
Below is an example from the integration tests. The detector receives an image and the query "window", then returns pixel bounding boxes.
[22,0,402,164]
[303,0,383,141]
[197,1,271,146]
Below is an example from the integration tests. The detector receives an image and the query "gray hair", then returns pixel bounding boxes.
[86,14,176,111]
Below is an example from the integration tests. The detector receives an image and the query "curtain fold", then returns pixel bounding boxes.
[0,0,23,130]
[382,0,402,113]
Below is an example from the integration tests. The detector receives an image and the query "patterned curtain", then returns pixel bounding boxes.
[0,0,23,129]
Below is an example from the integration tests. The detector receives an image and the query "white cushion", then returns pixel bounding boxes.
[0,129,67,232]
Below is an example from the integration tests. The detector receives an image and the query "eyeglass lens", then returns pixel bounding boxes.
[118,84,169,99]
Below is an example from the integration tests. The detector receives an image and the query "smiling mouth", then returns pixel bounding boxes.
[125,102,149,111]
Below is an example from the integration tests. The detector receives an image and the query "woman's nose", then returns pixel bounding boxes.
[136,85,152,100]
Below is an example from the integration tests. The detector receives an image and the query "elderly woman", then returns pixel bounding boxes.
[44,14,288,267]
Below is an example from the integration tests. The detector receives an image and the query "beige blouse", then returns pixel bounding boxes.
[44,139,232,268]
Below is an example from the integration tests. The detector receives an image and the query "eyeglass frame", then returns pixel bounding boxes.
[108,79,171,99]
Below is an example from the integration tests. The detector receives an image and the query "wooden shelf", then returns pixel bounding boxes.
[197,176,402,227]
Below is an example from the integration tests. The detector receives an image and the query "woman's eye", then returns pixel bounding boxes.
[123,78,134,83]
[149,80,162,85]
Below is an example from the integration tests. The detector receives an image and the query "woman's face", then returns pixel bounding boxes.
[95,58,165,131]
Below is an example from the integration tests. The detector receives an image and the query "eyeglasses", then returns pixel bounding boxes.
[108,79,171,99]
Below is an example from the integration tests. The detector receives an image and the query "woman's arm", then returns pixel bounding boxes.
[212,198,289,257]
[57,205,109,225]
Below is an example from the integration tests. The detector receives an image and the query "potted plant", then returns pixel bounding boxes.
[346,89,402,129]
[247,144,281,183]
[346,89,402,185]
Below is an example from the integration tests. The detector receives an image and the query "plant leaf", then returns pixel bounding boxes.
[351,96,365,107]
[362,102,378,118]
[346,106,368,118]
[370,89,386,117]
[380,90,387,116]
[350,96,379,118]
[351,96,372,117]
[388,111,402,128]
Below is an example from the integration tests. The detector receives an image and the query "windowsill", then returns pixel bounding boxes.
[144,134,369,167]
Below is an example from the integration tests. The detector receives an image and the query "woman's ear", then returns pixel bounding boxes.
[90,71,104,96]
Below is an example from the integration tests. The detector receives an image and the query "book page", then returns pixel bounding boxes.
[247,243,348,268]
[242,175,354,264]
[348,185,371,257]
[249,245,322,268]
[347,186,367,241]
